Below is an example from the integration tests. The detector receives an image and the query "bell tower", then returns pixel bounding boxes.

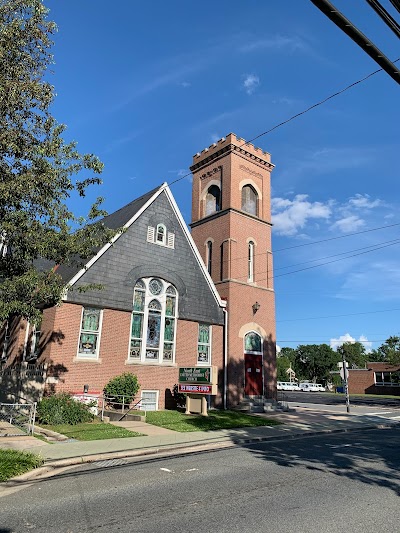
[190,133,276,405]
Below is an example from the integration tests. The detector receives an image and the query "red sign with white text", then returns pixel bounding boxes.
[178,384,212,394]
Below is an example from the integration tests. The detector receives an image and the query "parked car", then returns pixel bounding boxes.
[277,381,298,391]
[315,383,325,392]
[298,382,320,392]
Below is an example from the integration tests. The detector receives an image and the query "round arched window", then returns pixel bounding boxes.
[242,185,258,216]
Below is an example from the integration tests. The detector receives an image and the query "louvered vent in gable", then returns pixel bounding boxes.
[167,232,175,249]
[147,226,155,243]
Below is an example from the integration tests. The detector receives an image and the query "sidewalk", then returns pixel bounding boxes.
[1,406,398,471]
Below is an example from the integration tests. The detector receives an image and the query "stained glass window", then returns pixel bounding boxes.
[78,308,102,358]
[147,313,161,348]
[149,278,163,295]
[130,278,177,363]
[244,332,262,353]
[197,324,211,364]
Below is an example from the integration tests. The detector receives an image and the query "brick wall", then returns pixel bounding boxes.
[190,133,276,405]
[37,302,223,409]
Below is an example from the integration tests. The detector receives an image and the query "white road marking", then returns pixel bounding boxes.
[160,468,173,473]
[365,411,393,415]
[185,468,198,472]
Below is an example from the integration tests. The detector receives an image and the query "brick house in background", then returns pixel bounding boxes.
[0,133,277,408]
[348,362,400,396]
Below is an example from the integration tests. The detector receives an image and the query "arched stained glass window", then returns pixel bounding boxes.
[205,185,221,216]
[130,278,178,363]
[242,185,258,216]
[244,332,262,354]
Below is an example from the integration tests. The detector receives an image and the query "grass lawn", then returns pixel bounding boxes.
[146,410,282,432]
[41,420,143,441]
[0,449,44,482]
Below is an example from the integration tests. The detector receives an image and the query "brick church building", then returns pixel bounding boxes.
[0,133,277,409]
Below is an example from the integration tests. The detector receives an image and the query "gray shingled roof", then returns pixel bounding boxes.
[38,184,163,283]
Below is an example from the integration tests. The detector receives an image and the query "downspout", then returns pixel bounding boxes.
[23,320,30,361]
[223,308,228,410]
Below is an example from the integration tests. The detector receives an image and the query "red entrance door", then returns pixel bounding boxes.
[244,354,263,396]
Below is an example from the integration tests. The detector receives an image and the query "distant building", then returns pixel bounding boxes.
[348,362,400,396]
[0,134,277,409]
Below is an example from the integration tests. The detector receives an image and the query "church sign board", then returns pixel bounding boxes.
[178,366,217,395]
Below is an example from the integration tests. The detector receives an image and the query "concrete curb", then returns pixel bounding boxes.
[2,421,397,487]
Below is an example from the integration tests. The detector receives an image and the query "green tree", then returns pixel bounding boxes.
[0,0,115,323]
[276,347,297,381]
[337,341,368,369]
[372,336,400,364]
[294,344,339,383]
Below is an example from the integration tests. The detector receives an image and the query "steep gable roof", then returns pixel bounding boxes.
[55,185,162,283]
[63,183,226,310]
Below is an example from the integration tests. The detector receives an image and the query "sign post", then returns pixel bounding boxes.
[178,367,217,416]
[338,359,350,413]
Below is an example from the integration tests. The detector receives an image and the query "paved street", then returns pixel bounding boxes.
[285,391,400,408]
[1,428,399,533]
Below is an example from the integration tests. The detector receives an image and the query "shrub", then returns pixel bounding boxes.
[37,393,95,425]
[103,372,140,405]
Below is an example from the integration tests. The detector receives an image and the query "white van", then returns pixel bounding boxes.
[315,383,325,392]
[277,381,298,391]
[299,382,319,392]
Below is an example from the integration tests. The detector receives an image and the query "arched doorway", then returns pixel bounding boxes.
[244,331,263,396]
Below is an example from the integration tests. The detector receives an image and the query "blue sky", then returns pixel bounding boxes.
[46,0,399,353]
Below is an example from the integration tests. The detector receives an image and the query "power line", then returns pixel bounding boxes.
[167,59,399,189]
[218,222,400,267]
[274,222,400,252]
[273,237,400,272]
[273,239,400,279]
[276,308,400,323]
[244,58,400,147]
[229,237,400,283]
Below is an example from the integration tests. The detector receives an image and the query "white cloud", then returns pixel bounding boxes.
[330,333,372,353]
[272,194,331,236]
[239,35,307,53]
[243,74,260,95]
[272,96,296,105]
[330,215,365,233]
[348,193,382,209]
[180,81,191,88]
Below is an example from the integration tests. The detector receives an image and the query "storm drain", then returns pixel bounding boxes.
[92,459,128,468]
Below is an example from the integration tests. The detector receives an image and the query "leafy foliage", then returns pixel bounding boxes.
[0,449,43,482]
[337,341,368,369]
[372,336,400,364]
[294,344,339,383]
[103,372,140,405]
[0,1,116,323]
[37,392,95,425]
